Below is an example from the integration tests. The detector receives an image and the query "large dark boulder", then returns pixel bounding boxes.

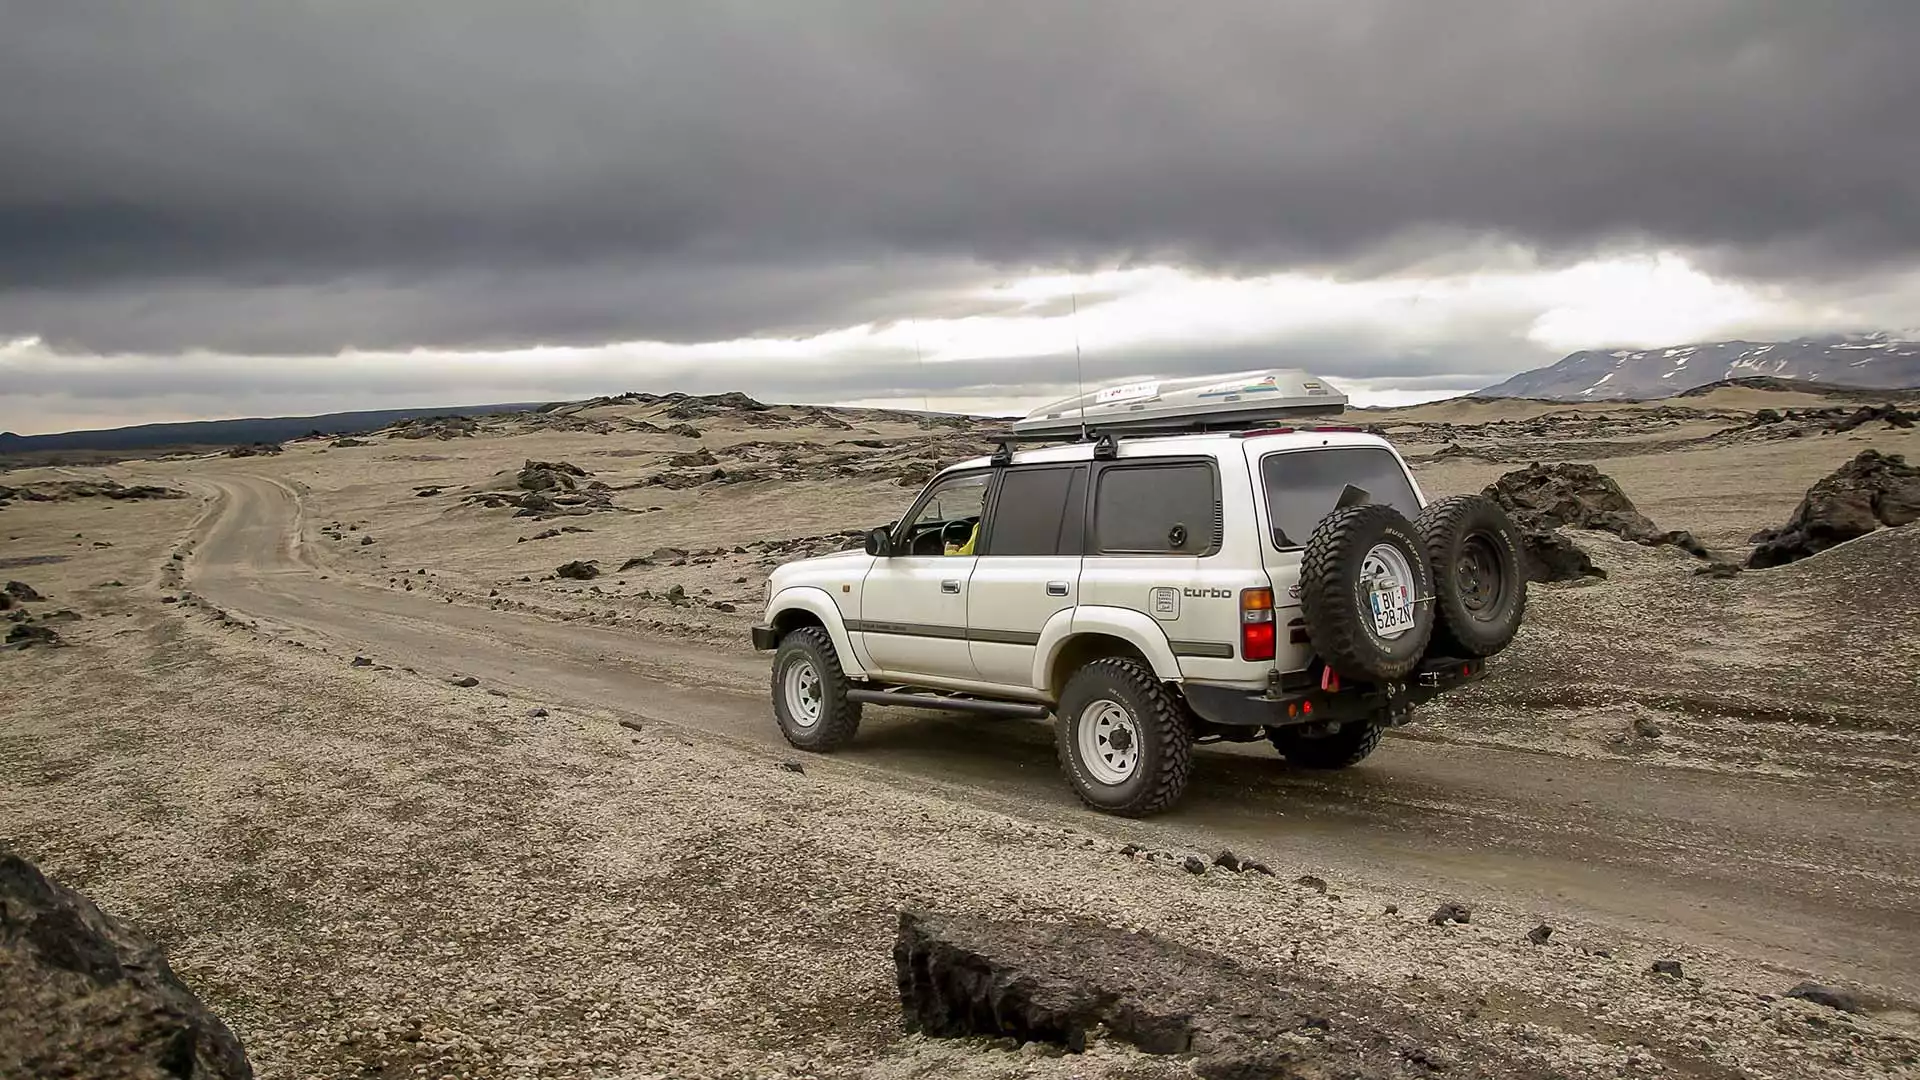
[5,580,45,602]
[1486,463,1709,563]
[894,909,1536,1079]
[1749,450,1920,568]
[555,560,601,580]
[517,459,591,492]
[1484,463,1661,541]
[0,853,252,1079]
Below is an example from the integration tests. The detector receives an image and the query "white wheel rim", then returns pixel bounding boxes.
[783,658,822,728]
[1077,699,1140,785]
[1361,542,1416,640]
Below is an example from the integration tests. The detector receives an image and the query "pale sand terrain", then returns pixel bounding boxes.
[3,387,1919,1078]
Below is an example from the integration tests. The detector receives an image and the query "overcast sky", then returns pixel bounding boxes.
[3,1,1918,434]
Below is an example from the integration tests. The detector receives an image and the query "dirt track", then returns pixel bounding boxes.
[183,470,1920,999]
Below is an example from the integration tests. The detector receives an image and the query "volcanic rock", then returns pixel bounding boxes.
[0,853,253,1079]
[556,561,600,580]
[1517,531,1606,584]
[1748,450,1920,568]
[893,909,1526,1077]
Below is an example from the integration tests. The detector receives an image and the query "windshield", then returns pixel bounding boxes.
[1261,447,1421,548]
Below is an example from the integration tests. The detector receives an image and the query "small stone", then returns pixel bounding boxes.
[161,595,180,604]
[1784,982,1864,1014]
[1633,716,1664,739]
[1384,904,1400,915]
[1119,844,1143,857]
[1241,860,1274,876]
[360,536,375,545]
[617,719,646,734]
[1181,855,1207,875]
[779,761,805,774]
[1528,924,1554,945]
[527,708,550,719]
[486,689,510,698]
[350,656,374,667]
[1212,850,1243,871]
[1296,875,1329,894]
[1651,959,1685,978]
[712,601,737,613]
[448,676,480,688]
[1429,903,1471,926]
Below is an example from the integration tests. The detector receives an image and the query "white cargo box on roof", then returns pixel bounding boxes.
[1013,368,1348,437]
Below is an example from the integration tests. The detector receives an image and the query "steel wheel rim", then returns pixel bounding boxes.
[1457,534,1504,616]
[1361,542,1417,640]
[1078,698,1140,785]
[783,658,823,728]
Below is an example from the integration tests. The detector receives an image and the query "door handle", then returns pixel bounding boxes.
[941,580,961,594]
[1046,582,1071,597]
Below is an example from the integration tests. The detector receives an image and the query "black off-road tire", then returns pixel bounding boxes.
[770,626,863,751]
[1055,658,1193,817]
[1268,720,1385,770]
[1416,494,1527,658]
[1300,503,1435,682]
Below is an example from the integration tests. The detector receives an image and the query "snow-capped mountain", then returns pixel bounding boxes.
[1474,333,1920,400]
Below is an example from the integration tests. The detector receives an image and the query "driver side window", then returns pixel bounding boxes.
[899,473,990,557]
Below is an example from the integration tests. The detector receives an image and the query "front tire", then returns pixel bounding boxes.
[1268,719,1385,770]
[771,626,862,751]
[1055,658,1193,817]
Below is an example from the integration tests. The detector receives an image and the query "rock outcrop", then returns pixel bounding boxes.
[0,852,253,1079]
[1748,450,1920,568]
[894,909,1519,1078]
[1485,462,1710,574]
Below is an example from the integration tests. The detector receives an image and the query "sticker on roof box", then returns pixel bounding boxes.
[1095,380,1160,404]
[1198,374,1281,397]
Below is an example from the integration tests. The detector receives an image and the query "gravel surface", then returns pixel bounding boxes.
[4,389,1919,1077]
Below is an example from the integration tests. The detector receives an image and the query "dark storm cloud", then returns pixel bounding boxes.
[3,0,1917,355]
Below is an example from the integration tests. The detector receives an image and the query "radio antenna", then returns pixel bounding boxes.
[915,324,931,424]
[1071,291,1088,438]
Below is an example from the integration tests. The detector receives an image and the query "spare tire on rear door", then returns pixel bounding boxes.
[1300,503,1435,682]
[1415,494,1526,658]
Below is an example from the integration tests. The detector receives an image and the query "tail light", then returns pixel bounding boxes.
[1241,587,1276,662]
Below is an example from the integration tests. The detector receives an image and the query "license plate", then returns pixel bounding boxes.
[1370,585,1413,636]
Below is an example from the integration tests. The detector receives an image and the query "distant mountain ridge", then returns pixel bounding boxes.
[1475,332,1920,401]
[0,402,545,453]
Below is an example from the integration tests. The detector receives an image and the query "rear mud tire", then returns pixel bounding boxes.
[1299,503,1435,682]
[1416,494,1527,658]
[1269,720,1386,770]
[1055,658,1193,817]
[771,626,862,751]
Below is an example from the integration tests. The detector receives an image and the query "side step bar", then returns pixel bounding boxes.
[845,688,1051,719]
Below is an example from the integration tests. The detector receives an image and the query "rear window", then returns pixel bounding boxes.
[1261,447,1420,548]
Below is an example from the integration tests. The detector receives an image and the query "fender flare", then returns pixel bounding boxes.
[1033,605,1183,688]
[767,586,869,678]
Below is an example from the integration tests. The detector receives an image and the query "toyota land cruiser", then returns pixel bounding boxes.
[750,370,1525,816]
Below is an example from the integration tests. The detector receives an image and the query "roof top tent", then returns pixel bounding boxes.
[1012,369,1348,438]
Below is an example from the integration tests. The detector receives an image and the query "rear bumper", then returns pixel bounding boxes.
[750,624,779,651]
[1183,656,1486,728]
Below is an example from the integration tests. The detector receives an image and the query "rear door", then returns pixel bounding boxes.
[1076,458,1248,669]
[966,465,1087,688]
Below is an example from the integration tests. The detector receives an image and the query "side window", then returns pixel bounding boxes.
[982,466,1084,556]
[1093,462,1219,555]
[898,472,990,556]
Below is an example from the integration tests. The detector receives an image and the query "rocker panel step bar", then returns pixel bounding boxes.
[846,689,1051,719]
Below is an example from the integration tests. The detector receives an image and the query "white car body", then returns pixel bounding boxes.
[757,429,1430,711]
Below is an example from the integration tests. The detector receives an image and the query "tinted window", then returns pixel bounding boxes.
[984,467,1083,556]
[1094,463,1218,555]
[1261,448,1420,548]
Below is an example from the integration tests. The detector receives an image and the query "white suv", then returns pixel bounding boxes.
[752,373,1525,816]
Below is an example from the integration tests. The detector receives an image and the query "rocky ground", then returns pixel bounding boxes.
[3,385,1919,1078]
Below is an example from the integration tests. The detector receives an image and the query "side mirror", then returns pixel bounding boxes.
[865,527,894,557]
